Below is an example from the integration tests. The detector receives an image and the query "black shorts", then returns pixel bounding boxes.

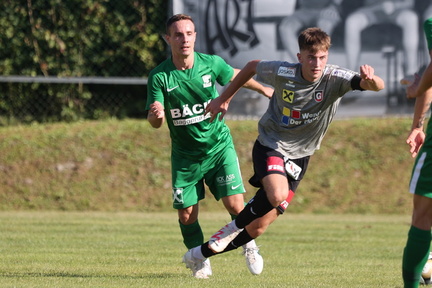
[248,140,310,192]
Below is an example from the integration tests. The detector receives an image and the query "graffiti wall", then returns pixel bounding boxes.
[172,0,431,117]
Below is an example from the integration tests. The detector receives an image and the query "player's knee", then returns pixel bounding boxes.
[178,207,198,225]
[276,190,295,214]
[267,191,289,207]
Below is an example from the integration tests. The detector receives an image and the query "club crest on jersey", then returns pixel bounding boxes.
[314,90,324,102]
[282,89,295,103]
[277,66,296,77]
[202,75,212,88]
[172,188,184,204]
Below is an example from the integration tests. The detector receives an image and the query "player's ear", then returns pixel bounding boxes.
[297,53,301,62]
[164,34,170,43]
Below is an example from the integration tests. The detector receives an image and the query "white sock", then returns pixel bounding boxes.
[191,245,205,260]
[243,239,257,249]
[229,220,239,230]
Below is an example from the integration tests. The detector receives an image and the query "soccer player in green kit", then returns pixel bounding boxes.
[402,17,432,288]
[146,14,273,279]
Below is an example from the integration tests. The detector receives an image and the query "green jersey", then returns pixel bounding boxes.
[146,52,235,160]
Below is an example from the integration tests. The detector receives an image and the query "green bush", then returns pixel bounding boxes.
[0,0,168,124]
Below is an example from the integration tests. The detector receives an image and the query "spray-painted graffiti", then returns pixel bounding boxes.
[204,0,259,56]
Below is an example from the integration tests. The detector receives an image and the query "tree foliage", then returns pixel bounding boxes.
[0,0,168,124]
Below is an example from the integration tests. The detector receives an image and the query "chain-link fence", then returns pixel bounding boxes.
[0,0,169,125]
[3,0,432,125]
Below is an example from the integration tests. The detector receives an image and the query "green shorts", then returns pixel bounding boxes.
[410,150,432,198]
[171,144,245,209]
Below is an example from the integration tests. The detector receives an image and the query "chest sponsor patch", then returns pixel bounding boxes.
[282,89,295,103]
[277,66,296,77]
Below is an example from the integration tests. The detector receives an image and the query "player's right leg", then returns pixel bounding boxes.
[209,141,290,252]
[172,155,212,278]
[403,149,432,287]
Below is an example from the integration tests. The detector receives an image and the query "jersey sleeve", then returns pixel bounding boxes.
[212,55,234,86]
[145,71,165,110]
[327,66,358,95]
[255,61,283,86]
[425,18,432,51]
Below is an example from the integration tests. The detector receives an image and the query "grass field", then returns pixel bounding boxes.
[0,211,410,288]
[0,118,417,214]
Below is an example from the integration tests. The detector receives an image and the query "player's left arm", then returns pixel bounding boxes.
[358,64,385,91]
[232,68,273,99]
[406,90,432,158]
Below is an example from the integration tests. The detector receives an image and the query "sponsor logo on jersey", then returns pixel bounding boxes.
[277,66,296,77]
[202,74,212,88]
[314,90,323,102]
[170,100,211,126]
[167,85,179,92]
[286,81,295,88]
[231,183,242,190]
[343,71,354,80]
[281,107,301,125]
[282,89,295,103]
[331,69,344,77]
[281,107,322,126]
[267,156,285,173]
[332,69,354,81]
[172,188,184,204]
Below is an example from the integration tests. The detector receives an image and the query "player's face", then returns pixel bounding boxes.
[297,49,328,82]
[166,20,196,59]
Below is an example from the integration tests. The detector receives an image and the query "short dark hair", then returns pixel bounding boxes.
[298,27,331,53]
[166,14,195,35]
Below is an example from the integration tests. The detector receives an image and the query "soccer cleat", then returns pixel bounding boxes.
[203,258,212,276]
[182,250,210,279]
[208,221,243,253]
[243,246,264,275]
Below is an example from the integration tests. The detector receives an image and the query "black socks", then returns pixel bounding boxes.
[235,188,275,228]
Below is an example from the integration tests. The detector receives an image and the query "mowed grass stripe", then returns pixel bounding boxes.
[0,212,409,287]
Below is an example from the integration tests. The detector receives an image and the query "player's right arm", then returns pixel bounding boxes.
[147,101,165,128]
[146,72,166,129]
[205,60,260,122]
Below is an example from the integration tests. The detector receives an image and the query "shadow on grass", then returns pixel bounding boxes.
[0,272,179,279]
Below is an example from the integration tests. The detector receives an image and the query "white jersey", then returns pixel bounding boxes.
[256,61,358,159]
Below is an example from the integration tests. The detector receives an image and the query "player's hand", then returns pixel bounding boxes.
[262,86,274,99]
[359,64,375,81]
[205,97,229,122]
[406,128,425,158]
[149,101,165,118]
[406,73,421,99]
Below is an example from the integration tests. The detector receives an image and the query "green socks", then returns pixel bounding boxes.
[179,219,204,249]
[402,225,431,288]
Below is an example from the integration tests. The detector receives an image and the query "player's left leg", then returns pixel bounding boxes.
[207,144,265,275]
[403,150,432,287]
[402,196,432,287]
